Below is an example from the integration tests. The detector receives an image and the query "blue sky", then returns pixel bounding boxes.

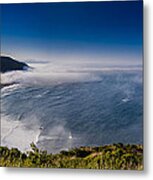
[1,1,143,65]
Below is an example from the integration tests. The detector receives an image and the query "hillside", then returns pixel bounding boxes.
[0,56,29,73]
[0,143,143,170]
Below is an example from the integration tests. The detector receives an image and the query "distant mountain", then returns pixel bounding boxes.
[0,56,29,73]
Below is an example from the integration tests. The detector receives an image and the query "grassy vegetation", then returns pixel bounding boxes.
[0,143,143,170]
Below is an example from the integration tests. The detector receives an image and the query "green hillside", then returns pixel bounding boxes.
[0,143,143,170]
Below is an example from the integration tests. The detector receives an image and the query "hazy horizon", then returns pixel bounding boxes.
[1,1,143,66]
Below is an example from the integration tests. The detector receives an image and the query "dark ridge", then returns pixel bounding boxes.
[0,56,29,73]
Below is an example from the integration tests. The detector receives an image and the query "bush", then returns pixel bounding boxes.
[0,143,143,170]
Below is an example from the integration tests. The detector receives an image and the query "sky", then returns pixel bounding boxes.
[1,1,143,66]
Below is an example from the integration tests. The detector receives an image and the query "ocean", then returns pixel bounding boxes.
[1,62,143,153]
